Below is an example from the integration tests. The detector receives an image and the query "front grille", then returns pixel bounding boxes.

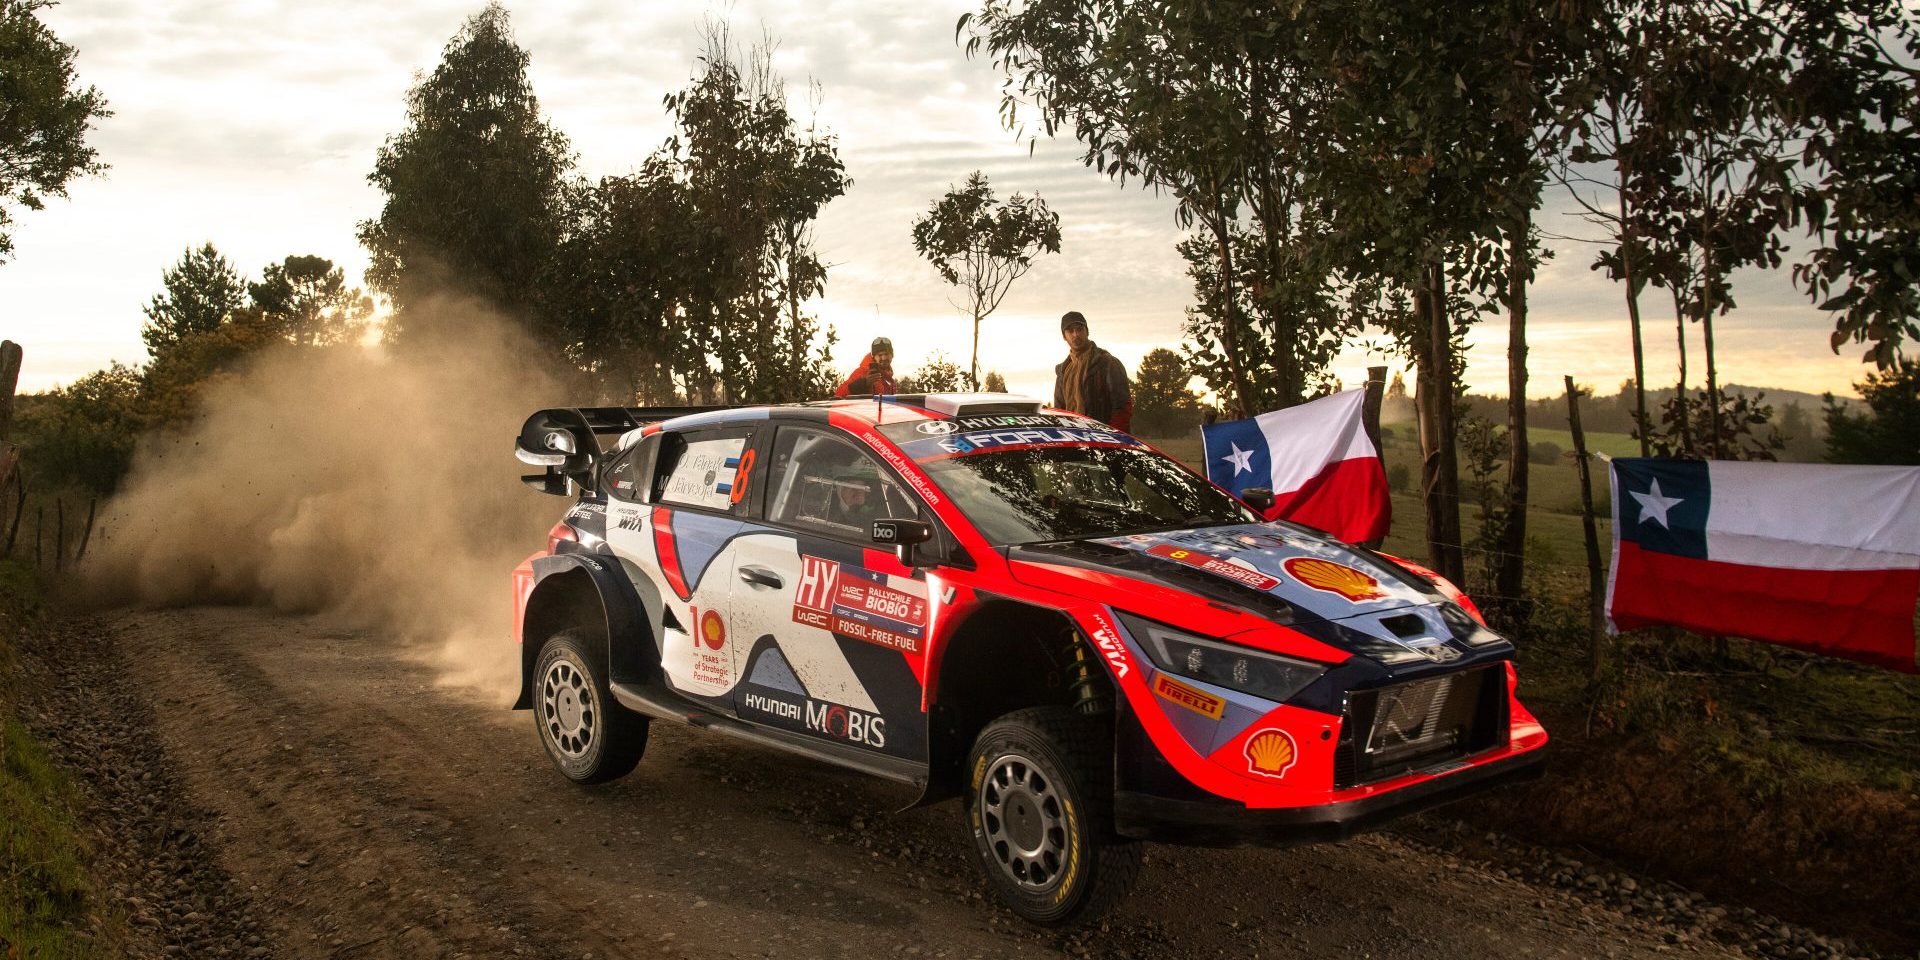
[1333,665,1507,789]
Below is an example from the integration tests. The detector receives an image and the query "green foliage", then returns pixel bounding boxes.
[547,159,687,402]
[11,364,142,496]
[1824,362,1920,465]
[247,255,373,347]
[537,23,852,405]
[358,2,571,343]
[1,560,107,959]
[1528,440,1565,465]
[1,714,96,959]
[1642,389,1784,461]
[646,24,849,404]
[1129,348,1200,437]
[1774,0,1920,368]
[139,243,247,357]
[898,352,966,394]
[1386,463,1412,495]
[910,171,1061,388]
[0,0,109,264]
[1178,228,1366,414]
[138,308,282,429]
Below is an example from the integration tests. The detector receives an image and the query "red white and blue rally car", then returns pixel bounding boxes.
[511,393,1547,924]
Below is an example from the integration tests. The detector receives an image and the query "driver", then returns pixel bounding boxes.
[825,464,883,529]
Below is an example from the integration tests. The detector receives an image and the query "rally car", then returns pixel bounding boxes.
[510,393,1547,924]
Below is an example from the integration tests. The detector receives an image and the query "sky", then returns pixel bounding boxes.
[0,0,1879,402]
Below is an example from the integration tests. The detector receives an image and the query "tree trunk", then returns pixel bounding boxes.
[1672,289,1691,456]
[1414,261,1465,586]
[1616,198,1650,457]
[1567,376,1606,681]
[1204,176,1256,418]
[0,340,21,444]
[1703,295,1722,460]
[971,309,982,392]
[1495,215,1531,624]
[1700,158,1722,459]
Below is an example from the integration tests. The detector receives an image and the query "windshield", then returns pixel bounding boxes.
[916,443,1256,546]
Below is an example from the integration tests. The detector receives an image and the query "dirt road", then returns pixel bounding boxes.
[26,607,1811,959]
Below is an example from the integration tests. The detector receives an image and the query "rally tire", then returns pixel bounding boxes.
[533,629,648,784]
[963,707,1143,926]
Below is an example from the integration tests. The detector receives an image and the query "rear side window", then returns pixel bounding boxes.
[652,430,755,514]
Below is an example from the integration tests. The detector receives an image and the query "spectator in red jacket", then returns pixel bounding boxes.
[834,336,898,398]
[1052,312,1133,431]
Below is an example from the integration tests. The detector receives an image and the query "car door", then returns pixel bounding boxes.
[726,425,932,762]
[605,425,759,714]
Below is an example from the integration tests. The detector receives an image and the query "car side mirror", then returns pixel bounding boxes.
[872,518,934,567]
[1240,487,1276,511]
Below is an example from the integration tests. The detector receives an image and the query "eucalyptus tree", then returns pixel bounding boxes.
[654,26,849,404]
[961,0,1581,587]
[0,0,109,264]
[911,171,1061,389]
[359,3,573,345]
[1624,1,1797,459]
[544,160,689,403]
[1765,0,1920,370]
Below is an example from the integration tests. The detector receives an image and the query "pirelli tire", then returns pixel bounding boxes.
[964,706,1143,926]
[532,628,648,784]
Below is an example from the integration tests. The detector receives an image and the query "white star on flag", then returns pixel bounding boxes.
[1631,478,1685,528]
[1222,442,1256,476]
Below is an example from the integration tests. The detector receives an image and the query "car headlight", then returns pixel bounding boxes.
[1118,613,1327,704]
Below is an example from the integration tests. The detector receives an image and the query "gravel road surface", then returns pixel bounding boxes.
[14,607,1878,959]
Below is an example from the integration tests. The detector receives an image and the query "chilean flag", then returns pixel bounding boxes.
[1202,389,1390,544]
[1607,458,1920,672]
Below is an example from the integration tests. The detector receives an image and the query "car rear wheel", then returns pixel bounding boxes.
[533,628,647,784]
[964,706,1142,925]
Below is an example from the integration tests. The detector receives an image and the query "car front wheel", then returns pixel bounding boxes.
[533,628,647,784]
[964,706,1142,925]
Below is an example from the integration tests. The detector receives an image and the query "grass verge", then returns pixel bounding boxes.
[1145,431,1920,954]
[0,559,109,959]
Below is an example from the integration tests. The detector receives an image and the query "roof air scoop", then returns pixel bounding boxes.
[921,393,1043,418]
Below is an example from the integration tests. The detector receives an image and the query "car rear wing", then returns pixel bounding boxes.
[514,405,736,496]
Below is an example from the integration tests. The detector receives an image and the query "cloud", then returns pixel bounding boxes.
[1,0,1875,403]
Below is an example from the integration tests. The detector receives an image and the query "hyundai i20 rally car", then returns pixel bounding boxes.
[510,393,1547,924]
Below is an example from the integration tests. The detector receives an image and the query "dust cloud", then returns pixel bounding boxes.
[84,299,583,700]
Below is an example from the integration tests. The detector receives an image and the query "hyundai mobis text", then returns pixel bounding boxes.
[510,394,1546,924]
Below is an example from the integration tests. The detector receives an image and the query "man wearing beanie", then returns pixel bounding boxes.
[834,336,899,397]
[1052,311,1133,431]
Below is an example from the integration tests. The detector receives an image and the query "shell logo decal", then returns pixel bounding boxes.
[1283,557,1387,602]
[1244,729,1298,778]
[699,609,727,650]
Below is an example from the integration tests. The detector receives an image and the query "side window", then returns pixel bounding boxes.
[652,429,755,514]
[766,427,919,540]
[603,434,657,503]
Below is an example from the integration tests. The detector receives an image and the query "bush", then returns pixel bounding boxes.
[1528,439,1564,464]
[1387,463,1412,493]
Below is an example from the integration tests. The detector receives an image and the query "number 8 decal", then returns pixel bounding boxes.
[729,447,757,506]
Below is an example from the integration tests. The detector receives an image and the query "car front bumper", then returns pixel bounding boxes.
[1114,745,1546,847]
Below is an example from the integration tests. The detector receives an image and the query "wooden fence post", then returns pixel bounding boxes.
[55,497,66,574]
[1362,365,1388,455]
[3,471,22,558]
[75,498,97,565]
[1567,376,1607,681]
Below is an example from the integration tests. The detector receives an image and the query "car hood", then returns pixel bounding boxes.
[1007,521,1499,665]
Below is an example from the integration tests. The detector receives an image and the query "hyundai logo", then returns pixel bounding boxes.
[915,421,959,435]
